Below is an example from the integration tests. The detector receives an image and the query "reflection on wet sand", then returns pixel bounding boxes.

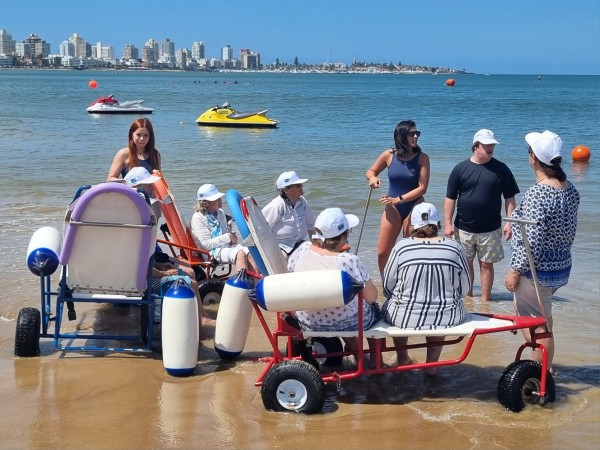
[2,290,600,449]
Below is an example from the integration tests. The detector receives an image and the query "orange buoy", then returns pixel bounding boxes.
[88,80,97,89]
[572,145,591,163]
[445,78,456,87]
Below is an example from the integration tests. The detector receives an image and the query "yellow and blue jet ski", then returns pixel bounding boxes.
[196,102,279,128]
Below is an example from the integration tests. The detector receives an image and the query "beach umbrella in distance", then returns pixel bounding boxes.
[572,145,591,163]
[88,79,97,89]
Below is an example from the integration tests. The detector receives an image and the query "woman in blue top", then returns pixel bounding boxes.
[107,118,162,181]
[505,130,580,374]
[365,120,430,275]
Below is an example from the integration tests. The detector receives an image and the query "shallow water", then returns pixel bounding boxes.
[0,70,598,449]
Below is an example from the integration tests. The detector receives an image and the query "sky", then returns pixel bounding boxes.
[3,0,599,75]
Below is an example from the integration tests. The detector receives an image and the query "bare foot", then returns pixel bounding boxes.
[397,355,416,366]
[201,316,216,327]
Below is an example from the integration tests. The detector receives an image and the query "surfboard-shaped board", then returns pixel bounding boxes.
[225,190,288,276]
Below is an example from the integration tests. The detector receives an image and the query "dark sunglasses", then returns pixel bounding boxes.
[408,130,421,137]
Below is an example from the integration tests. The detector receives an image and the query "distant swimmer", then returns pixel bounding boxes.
[538,75,542,81]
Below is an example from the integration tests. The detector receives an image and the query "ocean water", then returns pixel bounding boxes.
[0,70,598,302]
[0,70,599,448]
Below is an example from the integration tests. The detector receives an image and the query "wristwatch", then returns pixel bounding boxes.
[398,195,404,202]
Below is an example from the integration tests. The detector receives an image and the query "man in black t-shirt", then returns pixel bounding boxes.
[444,129,519,302]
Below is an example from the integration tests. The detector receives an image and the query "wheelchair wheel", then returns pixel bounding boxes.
[286,337,344,367]
[14,307,41,357]
[261,360,325,414]
[198,279,225,304]
[497,360,556,412]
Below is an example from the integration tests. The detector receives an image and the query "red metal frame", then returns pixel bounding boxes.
[251,292,552,398]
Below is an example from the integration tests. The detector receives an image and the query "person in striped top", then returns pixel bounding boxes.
[382,203,472,374]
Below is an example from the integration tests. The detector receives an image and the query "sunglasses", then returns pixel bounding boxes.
[288,183,303,189]
[408,130,421,138]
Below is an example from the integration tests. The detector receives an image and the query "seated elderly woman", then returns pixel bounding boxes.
[190,184,254,272]
[382,202,471,374]
[288,207,380,365]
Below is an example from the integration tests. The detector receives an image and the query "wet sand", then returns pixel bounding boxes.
[1,279,599,450]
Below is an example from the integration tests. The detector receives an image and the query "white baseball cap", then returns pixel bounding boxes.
[276,171,308,190]
[196,184,225,201]
[473,129,499,145]
[124,167,160,186]
[525,130,563,166]
[411,203,440,230]
[313,207,359,240]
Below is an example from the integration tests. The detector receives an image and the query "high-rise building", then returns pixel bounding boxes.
[142,46,155,63]
[68,33,86,58]
[144,39,159,62]
[161,38,175,59]
[122,44,139,61]
[59,40,75,57]
[192,41,205,61]
[0,29,16,56]
[221,44,233,62]
[240,48,260,70]
[24,33,50,58]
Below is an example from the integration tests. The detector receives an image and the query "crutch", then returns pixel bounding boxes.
[355,187,373,254]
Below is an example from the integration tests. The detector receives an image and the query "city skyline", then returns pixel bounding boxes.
[2,0,599,75]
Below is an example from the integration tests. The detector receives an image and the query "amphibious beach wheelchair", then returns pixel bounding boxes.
[224,191,555,414]
[16,182,198,367]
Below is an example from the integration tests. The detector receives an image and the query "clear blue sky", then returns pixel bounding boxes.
[3,0,599,75]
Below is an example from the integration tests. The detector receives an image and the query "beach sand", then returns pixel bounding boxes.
[0,277,599,449]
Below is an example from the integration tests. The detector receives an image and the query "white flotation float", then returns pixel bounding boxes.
[253,270,363,312]
[214,270,255,359]
[26,226,62,276]
[161,279,199,376]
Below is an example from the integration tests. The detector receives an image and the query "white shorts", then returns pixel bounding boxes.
[214,244,248,265]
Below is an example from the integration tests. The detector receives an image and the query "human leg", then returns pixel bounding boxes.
[466,259,475,297]
[234,249,248,271]
[455,229,476,297]
[476,229,504,301]
[188,277,216,330]
[392,336,412,365]
[376,206,403,275]
[513,279,555,371]
[424,336,445,376]
[479,261,494,302]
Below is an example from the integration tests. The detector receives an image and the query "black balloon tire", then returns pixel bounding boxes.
[14,307,41,357]
[198,279,225,305]
[261,360,326,414]
[497,360,556,412]
[286,337,344,367]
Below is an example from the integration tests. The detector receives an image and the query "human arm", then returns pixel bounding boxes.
[152,265,179,278]
[261,198,281,229]
[155,150,162,172]
[443,197,456,238]
[362,278,378,304]
[502,196,517,240]
[107,148,129,181]
[365,150,392,189]
[190,212,232,251]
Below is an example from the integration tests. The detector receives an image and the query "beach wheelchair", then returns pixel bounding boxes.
[16,182,198,368]
[224,191,556,414]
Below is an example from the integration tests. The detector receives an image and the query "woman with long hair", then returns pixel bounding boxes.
[365,120,430,275]
[107,117,161,181]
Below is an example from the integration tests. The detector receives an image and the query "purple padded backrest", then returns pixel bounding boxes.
[60,182,154,290]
